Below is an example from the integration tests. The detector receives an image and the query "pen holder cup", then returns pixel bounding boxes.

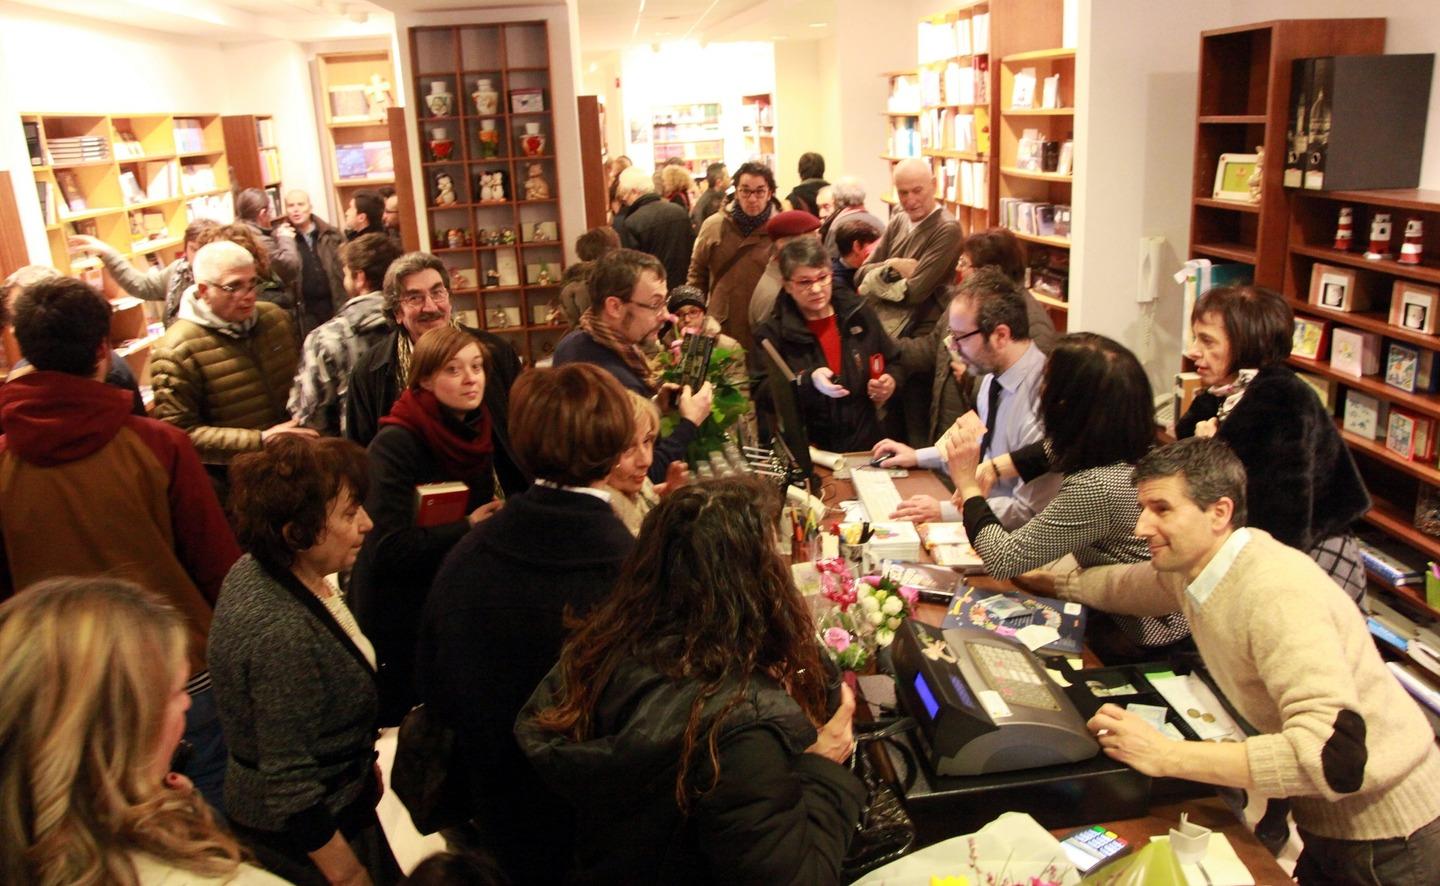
[1168,822,1212,865]
[1427,571,1440,608]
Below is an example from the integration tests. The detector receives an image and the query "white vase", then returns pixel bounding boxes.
[472,79,499,115]
[426,80,453,118]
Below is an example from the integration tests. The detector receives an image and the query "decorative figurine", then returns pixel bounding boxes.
[1334,207,1354,251]
[490,307,510,328]
[532,222,549,242]
[429,127,454,162]
[477,171,506,202]
[364,73,393,117]
[520,121,546,157]
[486,228,501,246]
[486,268,501,288]
[1365,212,1393,261]
[537,265,552,285]
[433,171,457,207]
[500,227,516,245]
[523,162,550,200]
[472,79,500,115]
[1246,146,1263,203]
[446,228,465,249]
[477,119,501,158]
[425,80,453,118]
[1400,217,1424,266]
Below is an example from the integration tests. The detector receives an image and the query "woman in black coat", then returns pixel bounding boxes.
[417,363,638,884]
[1179,285,1370,600]
[516,476,864,885]
[754,236,903,452]
[349,326,525,725]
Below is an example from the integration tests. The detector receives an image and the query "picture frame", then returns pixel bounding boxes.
[1212,153,1259,201]
[1292,316,1330,360]
[1330,326,1381,377]
[1307,263,1366,312]
[509,88,545,114]
[1389,280,1440,335]
[1386,342,1421,392]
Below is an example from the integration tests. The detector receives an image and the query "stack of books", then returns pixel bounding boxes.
[998,198,1071,239]
[48,135,108,164]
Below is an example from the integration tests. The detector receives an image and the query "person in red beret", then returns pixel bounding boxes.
[747,209,822,329]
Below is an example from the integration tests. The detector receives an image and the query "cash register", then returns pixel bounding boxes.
[891,620,1099,776]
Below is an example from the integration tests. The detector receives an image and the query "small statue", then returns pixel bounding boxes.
[1365,212,1393,261]
[486,228,501,246]
[433,172,457,207]
[1246,146,1263,203]
[478,171,506,202]
[490,307,510,328]
[532,222,549,242]
[524,162,550,201]
[485,268,501,288]
[1334,207,1354,251]
[446,228,465,249]
[500,227,516,245]
[1400,217,1424,266]
[537,265,552,285]
[364,73,393,117]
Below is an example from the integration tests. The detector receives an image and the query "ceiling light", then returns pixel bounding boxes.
[809,22,827,28]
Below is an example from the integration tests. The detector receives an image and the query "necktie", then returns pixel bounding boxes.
[980,376,1003,457]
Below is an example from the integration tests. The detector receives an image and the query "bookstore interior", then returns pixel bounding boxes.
[4,0,1440,881]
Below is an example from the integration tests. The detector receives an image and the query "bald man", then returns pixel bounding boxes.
[854,158,963,444]
[277,189,346,335]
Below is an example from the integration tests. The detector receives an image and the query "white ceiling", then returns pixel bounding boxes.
[9,0,395,42]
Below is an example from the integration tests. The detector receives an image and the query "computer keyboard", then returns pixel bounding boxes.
[852,468,905,522]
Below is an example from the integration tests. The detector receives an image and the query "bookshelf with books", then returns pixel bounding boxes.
[880,70,921,204]
[221,114,283,215]
[21,111,232,284]
[916,3,991,236]
[409,21,568,366]
[993,0,1074,329]
[740,93,775,169]
[651,101,724,178]
[318,49,398,219]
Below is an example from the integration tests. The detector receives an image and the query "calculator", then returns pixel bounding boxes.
[1059,825,1130,872]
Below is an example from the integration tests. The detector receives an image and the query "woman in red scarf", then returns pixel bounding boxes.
[350,326,520,724]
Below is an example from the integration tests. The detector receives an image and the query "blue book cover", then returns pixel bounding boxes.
[940,585,1086,655]
[335,144,368,179]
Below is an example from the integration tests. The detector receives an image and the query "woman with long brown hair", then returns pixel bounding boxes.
[0,577,282,885]
[516,476,865,884]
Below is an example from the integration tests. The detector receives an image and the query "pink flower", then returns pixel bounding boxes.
[824,627,851,653]
[898,585,919,607]
[859,575,881,587]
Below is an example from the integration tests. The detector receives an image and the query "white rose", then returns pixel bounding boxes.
[887,615,903,630]
[876,627,895,647]
[867,609,885,627]
[860,594,881,612]
[881,596,903,615]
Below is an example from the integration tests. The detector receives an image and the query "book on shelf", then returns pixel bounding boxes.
[35,180,56,225]
[255,117,277,149]
[1385,342,1439,394]
[362,141,393,175]
[1012,67,1037,110]
[1342,389,1387,439]
[53,170,86,214]
[972,12,989,54]
[173,119,206,154]
[47,135,109,164]
[24,121,42,165]
[954,16,972,56]
[414,481,470,527]
[113,131,145,159]
[181,163,217,195]
[119,170,145,205]
[261,149,282,185]
[974,55,989,105]
[335,144,368,179]
[145,161,176,201]
[1330,327,1381,377]
[1357,534,1427,587]
[1041,74,1061,109]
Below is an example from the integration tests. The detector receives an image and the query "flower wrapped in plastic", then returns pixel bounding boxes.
[817,563,919,671]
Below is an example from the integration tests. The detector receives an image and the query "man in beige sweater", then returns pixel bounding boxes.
[1054,437,1440,883]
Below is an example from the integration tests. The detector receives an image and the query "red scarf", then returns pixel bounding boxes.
[379,388,494,483]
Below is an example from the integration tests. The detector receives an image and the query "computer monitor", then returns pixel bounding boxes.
[759,338,814,481]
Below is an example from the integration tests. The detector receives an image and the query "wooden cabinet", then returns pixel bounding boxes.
[317,49,398,219]
[222,114,282,216]
[407,21,568,366]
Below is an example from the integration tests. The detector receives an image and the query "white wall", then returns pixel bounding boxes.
[772,38,834,196]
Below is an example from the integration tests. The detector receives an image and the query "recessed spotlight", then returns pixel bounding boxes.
[809,22,827,28]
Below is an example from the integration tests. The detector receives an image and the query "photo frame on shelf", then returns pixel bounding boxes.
[1389,280,1440,335]
[1212,153,1259,201]
[1308,263,1366,312]
[1292,316,1330,360]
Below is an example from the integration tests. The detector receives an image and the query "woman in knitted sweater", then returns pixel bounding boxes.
[948,333,1191,662]
[1177,285,1370,602]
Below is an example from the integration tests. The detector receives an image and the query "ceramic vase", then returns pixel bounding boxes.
[472,79,499,115]
[520,121,546,157]
[478,119,501,158]
[428,127,454,162]
[426,81,453,118]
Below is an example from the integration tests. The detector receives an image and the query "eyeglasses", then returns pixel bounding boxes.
[944,328,984,351]
[626,297,668,315]
[737,187,771,198]
[787,272,832,290]
[206,278,261,295]
[399,285,450,308]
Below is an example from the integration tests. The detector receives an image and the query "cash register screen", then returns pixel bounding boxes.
[913,672,941,718]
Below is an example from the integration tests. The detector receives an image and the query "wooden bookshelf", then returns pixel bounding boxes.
[317,49,398,221]
[222,114,282,216]
[408,21,567,366]
[912,4,992,237]
[740,92,775,169]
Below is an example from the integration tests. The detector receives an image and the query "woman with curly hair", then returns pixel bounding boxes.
[516,476,865,884]
[0,576,283,885]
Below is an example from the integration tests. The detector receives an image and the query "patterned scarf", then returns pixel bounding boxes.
[730,200,773,239]
[578,307,657,393]
[1209,368,1258,424]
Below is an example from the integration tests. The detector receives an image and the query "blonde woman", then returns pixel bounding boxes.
[605,391,694,535]
[0,577,284,886]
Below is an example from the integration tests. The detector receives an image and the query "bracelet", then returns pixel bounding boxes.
[990,461,1001,484]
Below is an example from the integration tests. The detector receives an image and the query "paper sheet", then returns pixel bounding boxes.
[1148,834,1255,886]
[1015,623,1061,652]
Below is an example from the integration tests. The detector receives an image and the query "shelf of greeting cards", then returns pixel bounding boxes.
[1287,297,1440,352]
[1191,241,1256,265]
[1289,243,1440,286]
[1001,47,1076,64]
[1289,354,1440,420]
[1194,197,1260,214]
[1361,498,1440,564]
[1341,420,1440,487]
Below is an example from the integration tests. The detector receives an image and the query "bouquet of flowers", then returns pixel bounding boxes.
[816,559,919,672]
[654,336,749,462]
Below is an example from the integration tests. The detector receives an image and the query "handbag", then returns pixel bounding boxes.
[842,717,920,881]
[391,703,470,835]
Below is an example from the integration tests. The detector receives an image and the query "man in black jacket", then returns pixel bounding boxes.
[343,252,525,490]
[612,165,693,289]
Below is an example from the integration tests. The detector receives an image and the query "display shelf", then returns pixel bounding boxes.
[1191,241,1257,264]
[1001,47,1075,63]
[1289,354,1440,420]
[1029,289,1069,310]
[1193,196,1260,213]
[1000,167,1071,183]
[1289,243,1440,286]
[1198,114,1267,125]
[1002,108,1074,117]
[1285,297,1440,351]
[1012,230,1070,249]
[1361,499,1440,563]
[316,50,398,219]
[221,114,282,194]
[925,149,982,160]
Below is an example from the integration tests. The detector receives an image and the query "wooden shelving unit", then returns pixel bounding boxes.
[914,4,991,237]
[316,49,398,220]
[880,69,922,204]
[222,113,282,215]
[740,92,775,169]
[408,21,567,366]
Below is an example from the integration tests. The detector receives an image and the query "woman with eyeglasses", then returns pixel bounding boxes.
[753,236,903,452]
[349,326,522,725]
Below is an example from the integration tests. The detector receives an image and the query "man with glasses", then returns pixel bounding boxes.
[687,161,780,350]
[151,241,315,499]
[343,252,523,461]
[555,248,713,482]
[871,268,1058,527]
[753,238,901,453]
[856,158,964,446]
